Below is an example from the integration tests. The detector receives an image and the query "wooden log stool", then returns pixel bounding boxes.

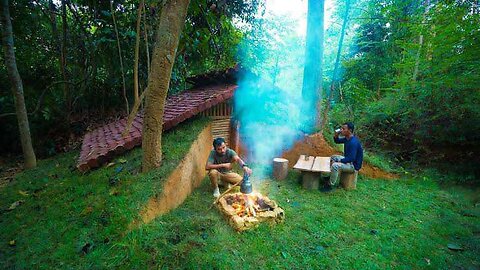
[340,170,358,190]
[272,158,289,180]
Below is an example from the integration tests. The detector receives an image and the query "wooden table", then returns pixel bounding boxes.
[293,155,331,190]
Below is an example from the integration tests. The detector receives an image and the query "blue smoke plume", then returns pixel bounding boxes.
[234,71,305,177]
[233,11,319,178]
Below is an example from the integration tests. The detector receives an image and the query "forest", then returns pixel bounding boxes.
[1,0,479,268]
[1,0,478,175]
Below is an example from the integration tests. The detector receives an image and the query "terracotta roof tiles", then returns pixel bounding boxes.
[77,84,237,172]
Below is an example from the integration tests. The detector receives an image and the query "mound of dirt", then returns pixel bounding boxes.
[281,133,398,180]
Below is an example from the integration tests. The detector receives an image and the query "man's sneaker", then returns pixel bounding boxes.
[213,187,220,198]
[320,185,334,193]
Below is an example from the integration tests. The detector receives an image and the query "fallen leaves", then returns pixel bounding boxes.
[106,162,115,168]
[312,245,325,253]
[109,176,120,186]
[447,243,464,251]
[109,189,120,196]
[7,200,24,211]
[80,242,94,254]
[461,210,479,217]
[81,206,93,215]
[114,166,123,173]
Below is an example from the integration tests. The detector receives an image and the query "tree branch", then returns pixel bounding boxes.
[196,2,222,61]
[0,80,86,119]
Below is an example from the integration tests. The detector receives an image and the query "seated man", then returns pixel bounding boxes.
[322,122,363,192]
[206,137,252,198]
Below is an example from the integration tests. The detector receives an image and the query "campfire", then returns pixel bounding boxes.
[216,191,285,231]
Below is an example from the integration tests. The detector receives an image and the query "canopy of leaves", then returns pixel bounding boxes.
[0,0,263,155]
[329,0,480,176]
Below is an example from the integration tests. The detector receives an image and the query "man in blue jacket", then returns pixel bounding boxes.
[322,122,363,192]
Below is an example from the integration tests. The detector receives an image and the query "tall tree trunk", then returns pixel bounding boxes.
[412,0,430,83]
[61,0,70,114]
[133,0,144,106]
[48,0,60,51]
[320,0,351,131]
[0,0,37,168]
[110,0,129,114]
[122,0,146,137]
[49,0,71,115]
[67,2,91,106]
[142,1,150,112]
[301,0,324,131]
[142,0,191,172]
[143,1,150,75]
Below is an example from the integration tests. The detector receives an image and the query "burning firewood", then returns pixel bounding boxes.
[216,192,285,231]
[211,180,243,207]
[244,195,257,217]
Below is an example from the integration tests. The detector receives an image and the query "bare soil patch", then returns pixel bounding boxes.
[282,133,398,180]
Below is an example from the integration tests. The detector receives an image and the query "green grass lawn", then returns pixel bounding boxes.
[1,119,479,269]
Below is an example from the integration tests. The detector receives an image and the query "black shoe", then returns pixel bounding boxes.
[320,185,334,193]
[321,176,330,185]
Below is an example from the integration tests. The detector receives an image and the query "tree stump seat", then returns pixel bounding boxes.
[272,158,289,180]
[340,170,358,190]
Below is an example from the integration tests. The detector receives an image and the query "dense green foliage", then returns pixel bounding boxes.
[0,0,261,156]
[328,0,480,178]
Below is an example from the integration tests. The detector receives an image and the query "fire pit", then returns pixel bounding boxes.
[216,191,285,231]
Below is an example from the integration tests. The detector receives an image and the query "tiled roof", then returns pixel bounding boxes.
[77,84,237,172]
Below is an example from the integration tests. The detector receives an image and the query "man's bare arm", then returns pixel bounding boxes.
[233,155,252,175]
[205,162,232,170]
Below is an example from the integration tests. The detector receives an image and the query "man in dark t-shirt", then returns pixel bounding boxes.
[322,122,363,192]
[206,137,252,198]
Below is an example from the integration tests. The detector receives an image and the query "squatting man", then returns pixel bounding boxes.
[322,122,363,192]
[205,137,252,198]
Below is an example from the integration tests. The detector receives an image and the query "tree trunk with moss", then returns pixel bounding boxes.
[142,0,190,172]
[0,0,37,168]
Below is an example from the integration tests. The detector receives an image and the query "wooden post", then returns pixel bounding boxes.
[272,158,289,180]
[302,172,320,190]
[340,170,358,190]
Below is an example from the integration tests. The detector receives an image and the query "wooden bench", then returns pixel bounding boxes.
[293,155,358,190]
[293,155,330,190]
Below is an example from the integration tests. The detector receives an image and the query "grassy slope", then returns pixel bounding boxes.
[1,117,479,269]
[0,117,210,269]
